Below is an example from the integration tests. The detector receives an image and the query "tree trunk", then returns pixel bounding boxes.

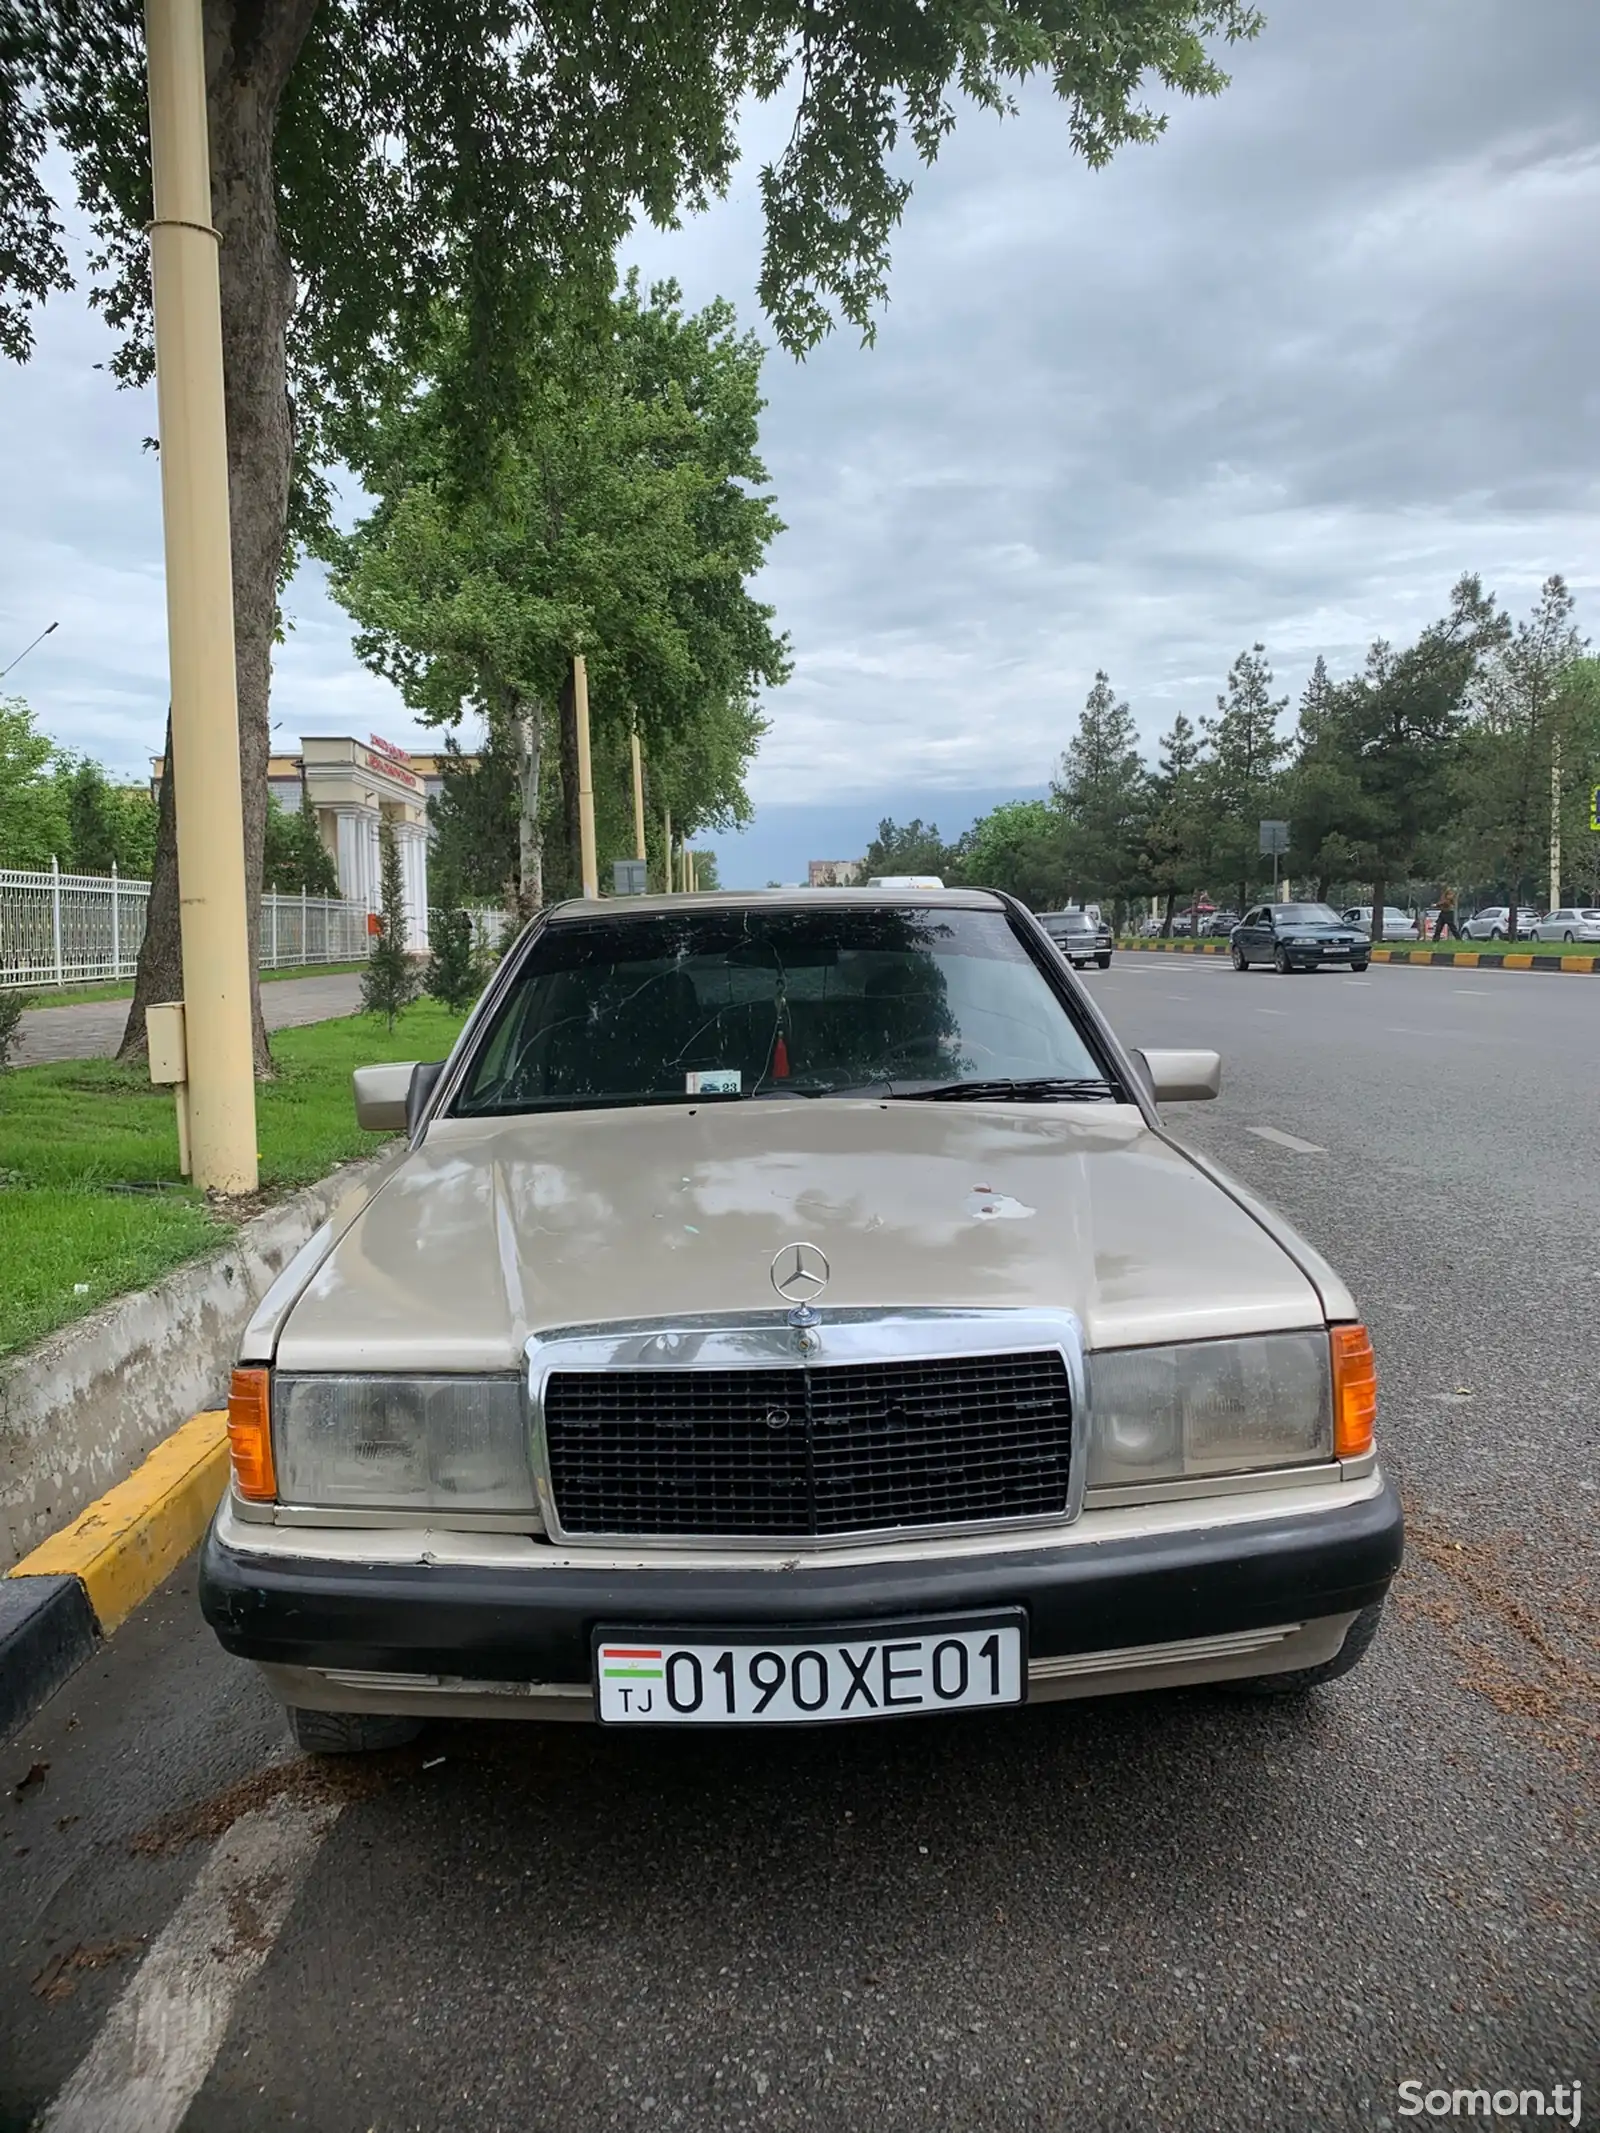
[118,710,185,1052]
[117,0,319,1070]
[511,693,545,908]
[558,667,581,898]
[1370,875,1385,945]
[1160,889,1176,937]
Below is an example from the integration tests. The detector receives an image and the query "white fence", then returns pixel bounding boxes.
[0,863,375,991]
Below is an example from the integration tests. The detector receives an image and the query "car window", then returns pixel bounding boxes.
[454,905,1110,1113]
[1276,903,1342,923]
[1582,910,1600,921]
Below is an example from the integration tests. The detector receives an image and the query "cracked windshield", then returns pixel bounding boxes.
[457,907,1106,1108]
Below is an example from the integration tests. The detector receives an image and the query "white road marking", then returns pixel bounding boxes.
[1246,1126,1327,1154]
[1254,1008,1287,1016]
[37,1796,340,2133]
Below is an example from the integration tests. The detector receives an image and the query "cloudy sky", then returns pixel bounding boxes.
[3,0,1598,884]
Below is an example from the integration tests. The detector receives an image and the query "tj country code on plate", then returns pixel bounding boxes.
[594,1615,1025,1725]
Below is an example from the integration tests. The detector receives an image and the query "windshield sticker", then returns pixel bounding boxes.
[686,1069,742,1095]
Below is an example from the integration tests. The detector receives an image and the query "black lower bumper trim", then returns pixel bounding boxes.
[200,1477,1402,1685]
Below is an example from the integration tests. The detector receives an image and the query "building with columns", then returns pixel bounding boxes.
[159,732,468,951]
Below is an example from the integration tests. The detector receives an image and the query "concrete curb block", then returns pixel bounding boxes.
[1,1156,385,1569]
[0,1573,98,1738]
[1111,940,1599,972]
[3,1411,227,1736]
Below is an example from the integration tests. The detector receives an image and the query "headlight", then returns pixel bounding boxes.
[272,1375,536,1511]
[1086,1332,1333,1488]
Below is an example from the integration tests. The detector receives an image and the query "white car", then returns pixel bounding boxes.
[1461,907,1543,941]
[1532,906,1600,944]
[1340,906,1419,941]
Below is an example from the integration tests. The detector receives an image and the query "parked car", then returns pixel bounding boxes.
[1038,908,1113,969]
[1232,902,1371,973]
[1531,906,1600,944]
[1461,906,1544,941]
[1339,905,1419,941]
[200,886,1401,1750]
[1199,909,1240,937]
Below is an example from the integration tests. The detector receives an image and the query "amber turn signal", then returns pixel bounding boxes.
[227,1366,277,1501]
[1330,1324,1377,1459]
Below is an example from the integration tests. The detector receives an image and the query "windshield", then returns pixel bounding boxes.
[454,906,1109,1114]
[1277,903,1343,924]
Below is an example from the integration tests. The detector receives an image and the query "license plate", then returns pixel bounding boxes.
[594,1613,1026,1726]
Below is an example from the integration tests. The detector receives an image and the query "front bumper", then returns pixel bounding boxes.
[200,1470,1402,1716]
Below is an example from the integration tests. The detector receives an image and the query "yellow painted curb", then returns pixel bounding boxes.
[1504,953,1532,969]
[7,1410,229,1635]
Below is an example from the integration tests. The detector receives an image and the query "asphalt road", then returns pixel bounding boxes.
[3,959,1594,2133]
[14,974,364,1065]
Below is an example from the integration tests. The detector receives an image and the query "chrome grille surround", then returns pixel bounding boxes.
[526,1308,1087,1548]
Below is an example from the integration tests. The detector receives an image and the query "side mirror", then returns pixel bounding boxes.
[352,1062,417,1131]
[1134,1047,1221,1103]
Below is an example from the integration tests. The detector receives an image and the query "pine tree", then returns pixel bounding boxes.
[1201,645,1290,912]
[1052,671,1148,914]
[1143,711,1206,933]
[361,825,421,1030]
[426,905,483,1016]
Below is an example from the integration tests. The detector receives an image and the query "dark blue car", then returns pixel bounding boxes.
[1230,902,1371,973]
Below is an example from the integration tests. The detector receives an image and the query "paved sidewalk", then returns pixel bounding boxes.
[12,973,365,1066]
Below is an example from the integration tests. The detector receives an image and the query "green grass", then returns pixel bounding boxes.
[9,960,369,1009]
[0,1001,465,1356]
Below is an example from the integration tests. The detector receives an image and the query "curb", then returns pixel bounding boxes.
[1112,940,1599,973]
[3,1410,227,1736]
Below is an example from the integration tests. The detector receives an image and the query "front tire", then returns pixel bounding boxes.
[1351,959,1369,973]
[1216,1601,1386,1696]
[287,1707,423,1756]
[1490,927,1504,940]
[1273,947,1293,974]
[1563,929,1575,943]
[1095,953,1111,970]
[1231,944,1247,970]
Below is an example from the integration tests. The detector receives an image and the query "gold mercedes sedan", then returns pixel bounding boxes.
[201,888,1401,1752]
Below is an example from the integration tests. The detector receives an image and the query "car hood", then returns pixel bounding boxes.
[274,1101,1324,1372]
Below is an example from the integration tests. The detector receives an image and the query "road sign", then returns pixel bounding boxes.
[1258,819,1290,855]
[612,858,648,896]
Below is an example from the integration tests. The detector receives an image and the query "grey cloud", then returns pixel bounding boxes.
[5,0,1598,826]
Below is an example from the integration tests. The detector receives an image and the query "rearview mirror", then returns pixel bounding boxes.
[1134,1047,1221,1103]
[352,1062,417,1131]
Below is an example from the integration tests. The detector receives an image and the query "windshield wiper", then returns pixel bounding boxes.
[887,1076,1119,1103]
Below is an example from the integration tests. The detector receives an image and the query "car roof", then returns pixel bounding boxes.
[542,886,1008,921]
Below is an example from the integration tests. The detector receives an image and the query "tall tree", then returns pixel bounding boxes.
[0,695,69,869]
[331,277,785,906]
[1283,656,1362,900]
[1452,578,1586,934]
[1200,644,1289,913]
[951,799,1065,907]
[1141,710,1207,933]
[859,818,953,879]
[1331,575,1507,939]
[1052,670,1148,917]
[3,0,1261,1066]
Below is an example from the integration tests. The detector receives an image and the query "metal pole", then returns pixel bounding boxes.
[269,884,278,969]
[50,855,62,986]
[662,808,671,896]
[573,654,598,899]
[144,0,258,1191]
[111,860,121,977]
[631,730,647,862]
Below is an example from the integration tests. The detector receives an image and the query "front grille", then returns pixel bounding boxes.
[542,1351,1073,1538]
